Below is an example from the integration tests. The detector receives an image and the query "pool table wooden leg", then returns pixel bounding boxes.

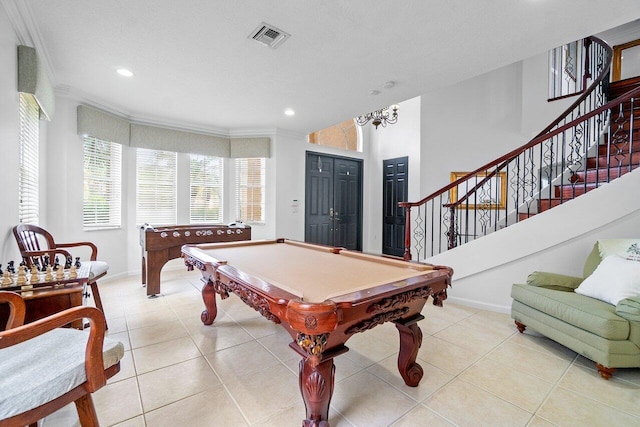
[201,278,218,325]
[395,316,424,387]
[299,356,335,427]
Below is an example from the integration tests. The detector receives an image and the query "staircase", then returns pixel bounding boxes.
[401,36,640,263]
[522,76,640,220]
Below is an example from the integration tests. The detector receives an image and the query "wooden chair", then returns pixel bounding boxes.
[13,224,109,326]
[0,291,123,426]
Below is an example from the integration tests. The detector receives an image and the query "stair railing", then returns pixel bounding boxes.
[400,36,637,262]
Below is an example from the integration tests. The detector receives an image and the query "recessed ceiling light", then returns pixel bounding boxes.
[116,68,134,77]
[284,108,295,116]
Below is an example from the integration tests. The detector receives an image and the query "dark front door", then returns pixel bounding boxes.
[382,156,408,257]
[305,152,362,250]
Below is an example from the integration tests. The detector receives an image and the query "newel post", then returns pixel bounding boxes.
[403,205,412,261]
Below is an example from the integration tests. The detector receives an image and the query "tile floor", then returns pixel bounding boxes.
[43,268,640,427]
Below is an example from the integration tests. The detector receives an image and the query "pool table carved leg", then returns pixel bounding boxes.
[395,316,424,387]
[201,278,218,325]
[299,356,334,427]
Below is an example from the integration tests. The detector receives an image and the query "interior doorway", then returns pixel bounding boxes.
[305,151,362,250]
[382,156,408,257]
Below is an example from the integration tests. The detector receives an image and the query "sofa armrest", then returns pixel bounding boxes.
[616,297,640,322]
[526,271,583,291]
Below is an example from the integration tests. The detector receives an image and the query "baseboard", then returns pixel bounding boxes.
[446,295,511,314]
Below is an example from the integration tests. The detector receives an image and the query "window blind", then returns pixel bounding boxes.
[83,136,122,229]
[18,93,39,225]
[136,148,177,225]
[190,154,223,223]
[235,158,265,223]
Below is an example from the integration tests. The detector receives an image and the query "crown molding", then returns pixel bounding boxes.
[2,0,57,84]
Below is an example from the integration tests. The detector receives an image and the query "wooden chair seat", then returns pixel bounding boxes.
[0,291,123,426]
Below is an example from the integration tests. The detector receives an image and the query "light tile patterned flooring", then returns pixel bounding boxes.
[43,268,640,427]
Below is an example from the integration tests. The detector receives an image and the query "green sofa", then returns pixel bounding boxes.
[511,242,640,379]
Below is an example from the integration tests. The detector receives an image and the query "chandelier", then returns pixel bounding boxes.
[355,105,399,129]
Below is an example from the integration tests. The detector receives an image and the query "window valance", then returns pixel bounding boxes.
[17,45,55,120]
[76,105,271,157]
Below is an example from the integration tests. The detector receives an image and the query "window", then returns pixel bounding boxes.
[235,158,265,223]
[18,93,39,225]
[308,119,359,152]
[190,154,223,223]
[136,148,177,225]
[83,136,122,229]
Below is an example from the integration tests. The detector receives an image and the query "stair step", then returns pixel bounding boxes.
[608,76,640,98]
[587,151,640,168]
[574,165,639,183]
[518,212,536,221]
[597,143,640,156]
[538,198,565,212]
[554,182,599,198]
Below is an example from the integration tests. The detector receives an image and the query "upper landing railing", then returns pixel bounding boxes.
[400,36,638,262]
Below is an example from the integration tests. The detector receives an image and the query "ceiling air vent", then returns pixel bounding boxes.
[249,22,290,49]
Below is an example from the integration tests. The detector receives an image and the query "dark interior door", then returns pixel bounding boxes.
[383,156,408,257]
[305,152,362,250]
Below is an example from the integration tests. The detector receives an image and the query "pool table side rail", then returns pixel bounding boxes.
[182,243,452,336]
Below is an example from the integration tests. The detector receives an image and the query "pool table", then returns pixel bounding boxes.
[182,239,452,427]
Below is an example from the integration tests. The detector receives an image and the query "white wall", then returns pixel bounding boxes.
[42,97,130,277]
[363,96,421,254]
[0,6,20,261]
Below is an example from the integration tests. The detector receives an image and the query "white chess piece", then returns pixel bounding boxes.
[55,265,64,280]
[30,265,39,283]
[17,265,27,285]
[1,271,12,286]
[69,265,78,279]
[45,266,53,282]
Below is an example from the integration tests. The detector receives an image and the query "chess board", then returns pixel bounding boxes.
[0,263,91,293]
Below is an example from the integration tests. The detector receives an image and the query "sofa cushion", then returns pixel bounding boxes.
[0,328,124,419]
[526,271,582,290]
[511,283,629,340]
[575,255,640,305]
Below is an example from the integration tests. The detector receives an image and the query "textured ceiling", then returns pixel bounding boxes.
[8,0,640,135]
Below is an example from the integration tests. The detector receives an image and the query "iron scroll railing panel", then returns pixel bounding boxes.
[401,37,639,263]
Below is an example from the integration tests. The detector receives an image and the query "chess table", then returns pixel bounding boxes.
[0,264,91,330]
[182,239,453,426]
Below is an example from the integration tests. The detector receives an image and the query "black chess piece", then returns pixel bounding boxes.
[53,256,60,269]
[7,261,15,274]
[34,258,41,271]
[43,255,50,269]
[75,257,82,268]
[65,255,72,269]
[0,264,3,275]
[19,260,26,267]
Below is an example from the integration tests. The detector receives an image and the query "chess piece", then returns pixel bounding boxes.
[75,257,82,268]
[44,266,53,282]
[7,261,15,274]
[65,255,72,269]
[43,255,50,272]
[55,265,64,280]
[53,256,60,269]
[0,263,3,275]
[30,265,40,283]
[17,266,27,285]
[69,265,78,279]
[1,271,12,286]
